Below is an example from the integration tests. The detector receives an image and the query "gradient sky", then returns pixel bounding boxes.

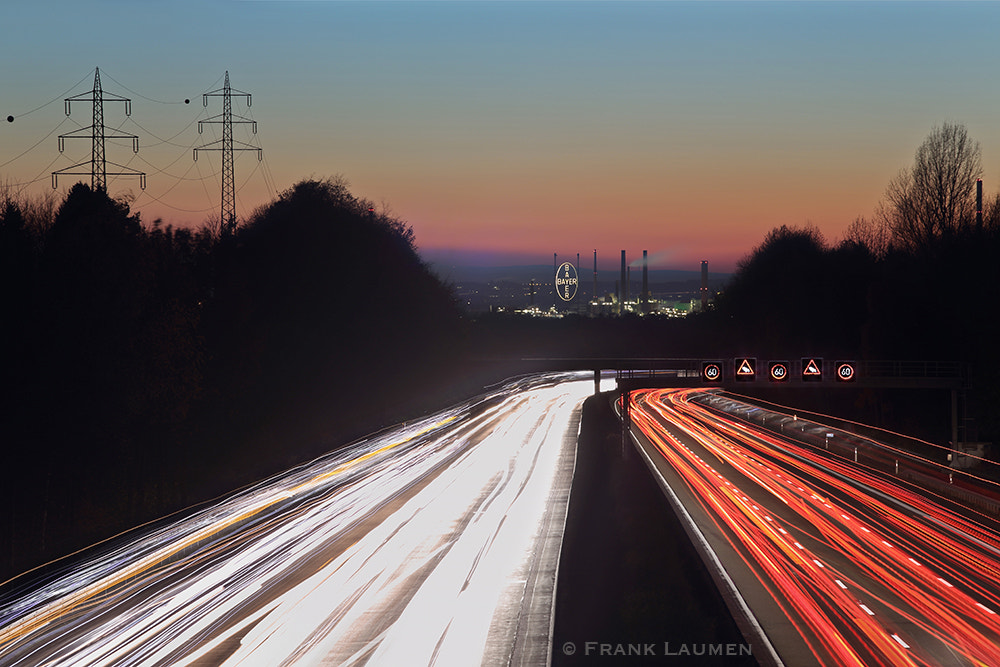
[4,1,1000,271]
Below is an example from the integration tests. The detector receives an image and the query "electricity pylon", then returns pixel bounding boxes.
[193,71,261,235]
[52,67,145,191]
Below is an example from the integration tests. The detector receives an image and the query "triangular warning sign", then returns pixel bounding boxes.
[736,359,755,376]
[803,359,822,376]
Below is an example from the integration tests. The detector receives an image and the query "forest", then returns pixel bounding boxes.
[1,123,999,582]
[0,177,473,580]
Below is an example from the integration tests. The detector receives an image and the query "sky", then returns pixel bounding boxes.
[4,1,1000,272]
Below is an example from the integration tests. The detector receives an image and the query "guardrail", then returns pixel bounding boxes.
[689,393,1000,518]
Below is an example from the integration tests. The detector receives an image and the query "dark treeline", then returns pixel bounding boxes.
[698,123,1000,442]
[689,220,1000,444]
[0,177,476,581]
[2,123,999,583]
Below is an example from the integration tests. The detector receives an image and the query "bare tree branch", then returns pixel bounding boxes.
[880,123,981,252]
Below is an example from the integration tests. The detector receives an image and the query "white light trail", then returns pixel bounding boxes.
[0,372,601,666]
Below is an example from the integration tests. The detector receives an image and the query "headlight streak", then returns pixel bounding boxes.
[8,423,478,667]
[0,372,595,666]
[0,408,467,645]
[629,388,1000,667]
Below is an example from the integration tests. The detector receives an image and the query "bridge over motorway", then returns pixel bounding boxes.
[522,357,971,447]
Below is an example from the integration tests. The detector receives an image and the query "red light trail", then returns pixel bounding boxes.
[629,388,1000,666]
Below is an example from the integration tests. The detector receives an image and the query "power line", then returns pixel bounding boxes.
[192,148,219,212]
[133,187,219,215]
[13,152,72,197]
[0,115,73,171]
[4,70,93,123]
[125,114,206,150]
[100,69,193,107]
[241,103,278,200]
[235,158,267,214]
[131,150,219,183]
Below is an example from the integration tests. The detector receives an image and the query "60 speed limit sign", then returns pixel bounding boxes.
[702,362,722,383]
[836,362,856,382]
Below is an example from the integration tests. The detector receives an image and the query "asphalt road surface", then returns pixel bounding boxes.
[0,372,612,667]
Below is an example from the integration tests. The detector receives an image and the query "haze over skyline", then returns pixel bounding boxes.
[4,1,1000,271]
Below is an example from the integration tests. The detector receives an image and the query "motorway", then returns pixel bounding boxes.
[0,372,612,667]
[628,387,1000,667]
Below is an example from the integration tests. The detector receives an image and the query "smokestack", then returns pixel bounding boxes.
[977,178,983,229]
[593,250,598,311]
[577,252,581,312]
[620,250,626,315]
[700,260,709,311]
[642,250,649,313]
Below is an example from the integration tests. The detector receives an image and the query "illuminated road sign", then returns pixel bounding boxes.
[836,361,856,382]
[801,358,823,382]
[768,361,789,382]
[735,358,756,381]
[702,361,723,383]
[555,262,578,301]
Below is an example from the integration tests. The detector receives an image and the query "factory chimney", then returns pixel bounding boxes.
[700,260,709,311]
[641,249,649,313]
[593,249,598,309]
[619,250,626,315]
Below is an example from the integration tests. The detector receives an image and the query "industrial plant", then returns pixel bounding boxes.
[442,251,726,317]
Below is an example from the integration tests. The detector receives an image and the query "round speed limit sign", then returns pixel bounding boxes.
[769,362,789,382]
[836,362,856,382]
[703,363,722,382]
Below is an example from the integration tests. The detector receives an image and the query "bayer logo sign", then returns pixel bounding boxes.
[555,262,579,301]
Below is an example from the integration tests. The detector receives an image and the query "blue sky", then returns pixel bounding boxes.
[4,1,1000,270]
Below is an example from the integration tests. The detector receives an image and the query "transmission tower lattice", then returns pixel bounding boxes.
[194,71,261,235]
[52,67,146,191]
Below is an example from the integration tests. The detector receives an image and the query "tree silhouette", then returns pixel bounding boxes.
[878,123,982,253]
[198,176,464,471]
[710,225,837,353]
[841,215,890,259]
